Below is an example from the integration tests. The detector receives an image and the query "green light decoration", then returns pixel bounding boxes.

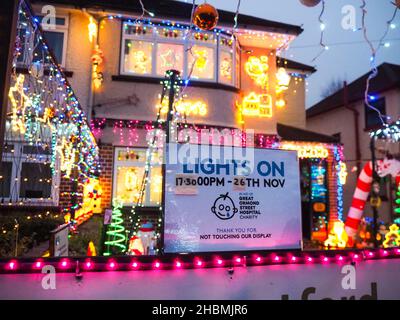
[104,198,127,256]
[395,182,400,215]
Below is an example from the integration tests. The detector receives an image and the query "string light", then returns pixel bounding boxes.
[88,16,97,43]
[360,0,398,126]
[311,0,328,62]
[8,0,100,190]
[236,92,273,119]
[280,142,329,159]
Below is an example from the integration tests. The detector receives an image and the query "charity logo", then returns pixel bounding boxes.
[211,192,238,220]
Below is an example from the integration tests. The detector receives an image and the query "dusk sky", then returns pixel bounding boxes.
[179,0,400,108]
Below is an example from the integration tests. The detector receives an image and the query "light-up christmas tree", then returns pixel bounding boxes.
[103,198,127,256]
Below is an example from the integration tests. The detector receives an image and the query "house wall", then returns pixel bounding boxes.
[31,5,309,210]
[33,6,309,134]
[306,88,400,224]
[277,75,306,129]
[63,9,93,117]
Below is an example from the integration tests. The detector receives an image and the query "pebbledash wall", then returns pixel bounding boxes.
[307,88,400,223]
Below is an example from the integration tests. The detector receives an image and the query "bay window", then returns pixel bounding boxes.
[120,21,239,87]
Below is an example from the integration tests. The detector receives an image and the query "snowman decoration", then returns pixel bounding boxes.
[136,221,157,255]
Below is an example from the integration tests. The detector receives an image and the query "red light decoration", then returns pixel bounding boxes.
[367,251,375,258]
[154,261,161,269]
[382,250,389,256]
[290,256,297,263]
[235,257,242,263]
[395,248,400,255]
[255,256,262,263]
[321,256,329,263]
[34,260,43,269]
[306,256,313,263]
[131,262,139,269]
[175,261,182,268]
[216,258,223,266]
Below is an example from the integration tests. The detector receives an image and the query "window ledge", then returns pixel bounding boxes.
[112,75,240,93]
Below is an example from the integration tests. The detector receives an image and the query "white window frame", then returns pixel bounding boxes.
[1,141,60,206]
[154,39,186,78]
[40,14,69,67]
[218,34,236,86]
[187,38,217,83]
[120,21,237,86]
[112,147,162,207]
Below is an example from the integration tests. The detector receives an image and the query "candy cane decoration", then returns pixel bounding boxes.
[345,157,400,238]
[344,161,373,238]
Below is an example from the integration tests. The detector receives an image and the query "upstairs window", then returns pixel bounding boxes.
[120,21,239,87]
[24,14,69,67]
[365,97,386,130]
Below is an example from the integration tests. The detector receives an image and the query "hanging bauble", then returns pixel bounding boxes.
[395,0,400,9]
[193,3,219,31]
[299,0,321,7]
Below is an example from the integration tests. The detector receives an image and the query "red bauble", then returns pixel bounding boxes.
[193,3,219,31]
[300,0,321,7]
[396,0,400,9]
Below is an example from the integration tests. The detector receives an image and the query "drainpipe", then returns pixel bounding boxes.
[343,81,361,171]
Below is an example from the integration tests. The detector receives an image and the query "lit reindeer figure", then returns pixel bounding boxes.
[345,154,400,240]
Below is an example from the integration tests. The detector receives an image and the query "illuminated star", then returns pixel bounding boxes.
[161,49,178,68]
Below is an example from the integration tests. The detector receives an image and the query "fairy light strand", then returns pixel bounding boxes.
[360,0,398,126]
[311,0,328,62]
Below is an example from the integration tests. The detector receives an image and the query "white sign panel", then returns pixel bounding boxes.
[164,143,302,253]
[51,224,69,257]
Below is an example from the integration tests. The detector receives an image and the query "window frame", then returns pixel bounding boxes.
[1,141,60,205]
[112,147,162,207]
[364,97,386,130]
[39,13,69,67]
[120,21,237,87]
[217,34,236,86]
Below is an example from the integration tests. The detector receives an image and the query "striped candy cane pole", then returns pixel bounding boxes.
[345,161,373,238]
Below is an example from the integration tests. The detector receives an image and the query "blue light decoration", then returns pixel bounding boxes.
[310,160,328,234]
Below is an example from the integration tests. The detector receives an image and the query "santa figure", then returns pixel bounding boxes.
[128,235,144,255]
